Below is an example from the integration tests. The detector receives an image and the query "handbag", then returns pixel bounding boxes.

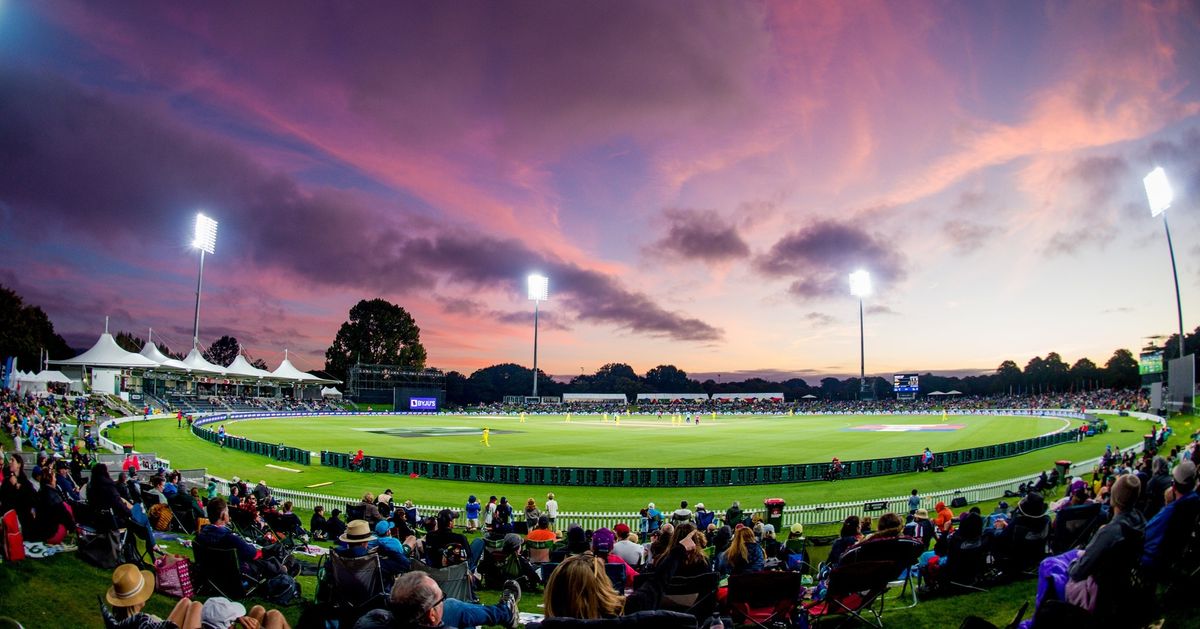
[78,529,121,569]
[1,510,25,562]
[154,553,195,599]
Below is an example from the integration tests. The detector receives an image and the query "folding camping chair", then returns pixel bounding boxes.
[604,562,627,593]
[727,571,803,629]
[802,561,895,628]
[1048,503,1103,554]
[660,571,720,623]
[836,536,924,609]
[412,558,474,603]
[192,542,264,600]
[315,551,388,627]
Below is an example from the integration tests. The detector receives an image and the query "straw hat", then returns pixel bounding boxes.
[340,519,377,544]
[106,564,156,608]
[913,509,929,520]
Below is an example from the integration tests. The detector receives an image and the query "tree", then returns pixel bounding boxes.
[1042,352,1069,392]
[995,360,1022,394]
[643,364,699,393]
[0,284,72,370]
[1069,358,1100,391]
[204,335,241,367]
[114,331,144,354]
[324,299,427,383]
[1103,349,1139,389]
[250,358,269,370]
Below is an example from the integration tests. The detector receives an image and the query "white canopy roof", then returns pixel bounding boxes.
[225,354,276,380]
[945,390,963,395]
[271,354,335,384]
[927,391,947,396]
[139,341,189,371]
[321,386,342,397]
[38,370,74,384]
[182,348,226,375]
[51,332,161,369]
[801,394,818,399]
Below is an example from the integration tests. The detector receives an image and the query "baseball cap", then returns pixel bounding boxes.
[374,520,395,537]
[592,527,616,553]
[201,597,246,629]
[613,523,631,537]
[1174,460,1196,486]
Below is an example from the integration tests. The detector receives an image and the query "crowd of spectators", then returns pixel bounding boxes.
[463,389,1151,416]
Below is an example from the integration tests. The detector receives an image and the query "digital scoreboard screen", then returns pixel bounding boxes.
[1139,351,1164,375]
[893,373,919,393]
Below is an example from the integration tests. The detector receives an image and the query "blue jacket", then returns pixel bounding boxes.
[1142,490,1200,570]
[196,524,258,566]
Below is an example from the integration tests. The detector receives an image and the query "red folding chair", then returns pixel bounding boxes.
[802,560,895,628]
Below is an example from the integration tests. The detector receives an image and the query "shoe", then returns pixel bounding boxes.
[499,579,521,629]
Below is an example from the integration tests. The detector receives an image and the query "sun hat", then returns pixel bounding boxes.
[374,520,395,537]
[1174,460,1196,486]
[790,523,804,535]
[257,480,267,486]
[592,527,616,553]
[200,597,247,629]
[231,476,240,483]
[106,564,156,608]
[647,502,655,509]
[762,524,775,536]
[913,509,929,520]
[695,503,704,509]
[1017,492,1048,518]
[614,523,631,537]
[503,533,524,553]
[340,519,377,544]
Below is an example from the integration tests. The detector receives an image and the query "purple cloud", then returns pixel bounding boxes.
[753,220,906,300]
[647,208,751,264]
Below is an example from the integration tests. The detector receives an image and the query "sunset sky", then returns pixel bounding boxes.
[2,1,1199,381]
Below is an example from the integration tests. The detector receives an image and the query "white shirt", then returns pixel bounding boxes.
[545,499,559,518]
[613,539,645,567]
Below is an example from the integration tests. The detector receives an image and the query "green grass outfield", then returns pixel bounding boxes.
[107,413,1150,512]
[224,412,1070,467]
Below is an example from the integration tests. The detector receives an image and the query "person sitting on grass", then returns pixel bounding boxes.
[933,501,955,533]
[361,492,383,526]
[903,509,936,549]
[200,596,292,629]
[325,508,348,542]
[101,563,202,629]
[197,497,294,579]
[274,500,306,538]
[354,571,521,629]
[33,467,75,545]
[1068,474,1144,621]
[310,506,329,541]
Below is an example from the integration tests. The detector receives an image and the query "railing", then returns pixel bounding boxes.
[116,408,1161,526]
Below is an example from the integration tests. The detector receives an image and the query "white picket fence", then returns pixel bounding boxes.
[112,409,1162,527]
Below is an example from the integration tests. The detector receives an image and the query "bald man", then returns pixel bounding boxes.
[353,572,520,629]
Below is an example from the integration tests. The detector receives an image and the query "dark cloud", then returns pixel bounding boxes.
[435,296,571,332]
[0,68,721,343]
[1068,155,1129,206]
[942,220,990,253]
[647,208,750,264]
[865,304,899,316]
[753,220,905,300]
[803,312,835,327]
[1042,223,1117,256]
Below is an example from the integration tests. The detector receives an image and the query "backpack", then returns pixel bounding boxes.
[440,542,469,566]
[148,504,174,531]
[265,573,302,606]
[1,510,25,562]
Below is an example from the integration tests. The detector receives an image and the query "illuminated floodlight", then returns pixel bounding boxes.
[528,274,549,301]
[1144,167,1173,217]
[849,270,872,298]
[193,213,218,254]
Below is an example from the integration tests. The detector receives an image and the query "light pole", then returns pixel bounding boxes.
[849,270,873,400]
[191,213,218,350]
[1143,167,1185,359]
[528,274,549,398]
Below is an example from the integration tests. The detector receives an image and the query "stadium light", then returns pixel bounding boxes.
[528,274,549,398]
[849,270,872,400]
[1143,168,1185,359]
[191,213,219,349]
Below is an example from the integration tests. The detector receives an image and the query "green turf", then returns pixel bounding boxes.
[106,414,1149,512]
[223,413,1070,467]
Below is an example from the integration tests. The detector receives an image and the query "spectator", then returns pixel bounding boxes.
[101,563,202,629]
[496,496,513,525]
[145,476,168,506]
[252,480,274,506]
[201,597,292,629]
[611,522,645,568]
[694,502,714,530]
[543,553,624,619]
[425,509,475,569]
[717,526,764,576]
[863,512,904,541]
[369,520,416,580]
[1,453,36,532]
[933,501,955,533]
[724,501,742,527]
[1068,474,1144,619]
[484,496,498,529]
[646,502,663,532]
[527,515,558,543]
[592,527,638,584]
[275,501,305,537]
[670,500,693,525]
[986,501,1011,530]
[524,498,541,530]
[1142,456,1172,520]
[197,497,294,579]
[759,524,782,559]
[377,492,394,519]
[860,517,873,536]
[361,492,383,526]
[827,516,861,567]
[310,506,329,541]
[663,523,710,577]
[544,492,558,531]
[358,570,519,629]
[465,495,482,533]
[1143,460,1200,570]
[903,509,936,549]
[907,489,921,515]
[564,525,591,555]
[33,468,74,544]
[324,508,348,542]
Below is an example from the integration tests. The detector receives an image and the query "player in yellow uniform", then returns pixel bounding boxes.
[520,412,526,423]
[942,408,948,422]
[481,427,491,447]
[603,412,609,422]
[615,415,620,426]
[566,413,571,423]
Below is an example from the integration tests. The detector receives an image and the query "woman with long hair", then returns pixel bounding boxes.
[524,498,540,530]
[827,516,861,567]
[660,522,709,576]
[717,526,764,576]
[544,553,625,619]
[34,467,74,544]
[0,452,36,531]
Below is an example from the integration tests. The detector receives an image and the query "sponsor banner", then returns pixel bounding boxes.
[410,397,438,411]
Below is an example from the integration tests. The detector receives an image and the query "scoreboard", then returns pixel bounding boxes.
[893,373,919,394]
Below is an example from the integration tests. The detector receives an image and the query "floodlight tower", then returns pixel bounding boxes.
[191,213,218,350]
[1143,168,1185,359]
[528,274,549,398]
[849,270,873,400]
